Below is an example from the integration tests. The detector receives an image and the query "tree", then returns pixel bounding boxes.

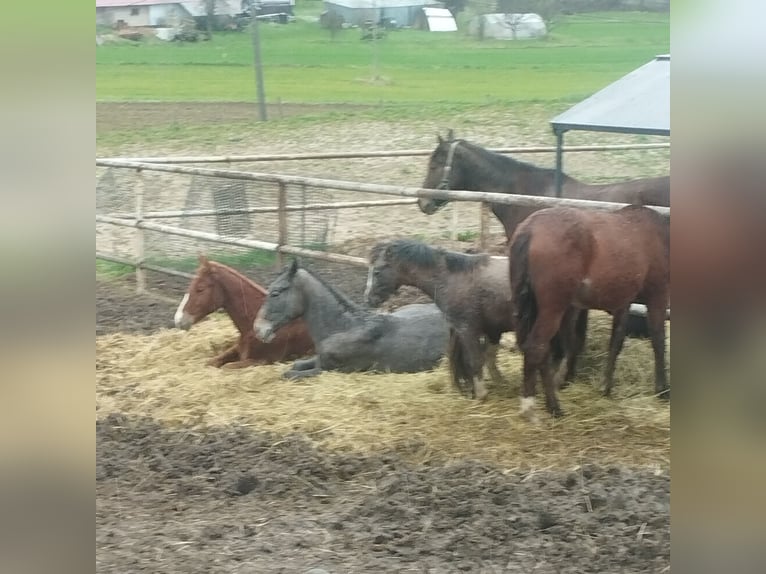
[202,0,216,40]
[442,0,468,15]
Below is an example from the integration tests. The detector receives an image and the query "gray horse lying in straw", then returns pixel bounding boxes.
[254,260,450,379]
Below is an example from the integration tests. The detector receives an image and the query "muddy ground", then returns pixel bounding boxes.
[96,278,669,573]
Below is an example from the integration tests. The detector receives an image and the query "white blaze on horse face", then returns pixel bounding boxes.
[364,266,374,301]
[254,308,275,343]
[174,293,192,330]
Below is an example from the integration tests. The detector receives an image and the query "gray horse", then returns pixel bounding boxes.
[254,260,450,379]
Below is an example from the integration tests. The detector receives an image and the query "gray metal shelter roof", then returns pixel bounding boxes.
[550,55,669,136]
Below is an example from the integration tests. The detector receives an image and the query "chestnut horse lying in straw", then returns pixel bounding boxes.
[254,260,450,379]
[417,130,670,242]
[510,205,670,419]
[365,238,586,400]
[174,256,314,368]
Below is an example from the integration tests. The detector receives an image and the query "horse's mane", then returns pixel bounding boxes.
[297,265,364,314]
[379,238,490,273]
[458,139,558,177]
[206,260,267,295]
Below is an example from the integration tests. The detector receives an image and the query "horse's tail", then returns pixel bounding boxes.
[447,328,473,394]
[509,230,536,349]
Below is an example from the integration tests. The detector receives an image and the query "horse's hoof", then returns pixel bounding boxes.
[550,408,565,419]
[657,388,670,401]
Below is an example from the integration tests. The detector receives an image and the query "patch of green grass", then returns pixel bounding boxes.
[97,259,134,278]
[457,230,480,242]
[148,248,278,273]
[96,12,668,104]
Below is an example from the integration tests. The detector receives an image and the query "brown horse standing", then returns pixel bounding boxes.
[509,205,670,419]
[174,256,314,368]
[418,131,670,241]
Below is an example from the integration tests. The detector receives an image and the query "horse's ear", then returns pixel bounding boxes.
[198,253,210,268]
[288,258,299,277]
[446,128,455,141]
[437,133,444,145]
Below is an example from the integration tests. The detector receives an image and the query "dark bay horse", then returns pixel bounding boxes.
[509,205,670,419]
[418,131,670,241]
[254,260,450,378]
[174,256,314,368]
[365,239,586,400]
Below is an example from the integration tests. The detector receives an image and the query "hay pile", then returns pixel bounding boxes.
[96,313,669,470]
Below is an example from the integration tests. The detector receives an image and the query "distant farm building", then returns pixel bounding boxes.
[414,7,457,32]
[322,0,445,28]
[468,13,547,40]
[95,0,241,29]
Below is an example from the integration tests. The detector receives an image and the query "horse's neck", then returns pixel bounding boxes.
[299,271,363,343]
[398,264,438,299]
[217,269,265,334]
[464,148,560,196]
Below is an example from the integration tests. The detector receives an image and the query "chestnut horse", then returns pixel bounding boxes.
[418,131,670,241]
[174,256,314,368]
[509,205,670,419]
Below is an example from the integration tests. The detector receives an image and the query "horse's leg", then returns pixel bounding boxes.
[552,308,576,390]
[207,343,240,368]
[520,308,567,419]
[646,300,670,399]
[483,335,505,387]
[558,308,589,387]
[283,356,323,379]
[456,329,488,400]
[602,307,630,397]
[447,329,472,395]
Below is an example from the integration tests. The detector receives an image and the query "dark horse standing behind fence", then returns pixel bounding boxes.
[254,260,450,378]
[417,131,670,242]
[509,205,670,420]
[174,256,314,367]
[365,239,586,400]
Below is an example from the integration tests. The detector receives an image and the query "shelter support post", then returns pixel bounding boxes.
[554,130,564,198]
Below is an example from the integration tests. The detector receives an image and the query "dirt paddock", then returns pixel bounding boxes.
[97,275,669,574]
[97,101,669,573]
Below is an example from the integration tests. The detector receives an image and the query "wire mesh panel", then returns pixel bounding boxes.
[96,167,138,261]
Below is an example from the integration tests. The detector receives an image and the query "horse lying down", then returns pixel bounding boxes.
[254,260,450,379]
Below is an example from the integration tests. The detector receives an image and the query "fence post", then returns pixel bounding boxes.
[479,202,490,250]
[277,181,288,267]
[451,202,459,240]
[134,169,146,293]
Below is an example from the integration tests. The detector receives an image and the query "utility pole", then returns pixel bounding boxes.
[251,4,267,121]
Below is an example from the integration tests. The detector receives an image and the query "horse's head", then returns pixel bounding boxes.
[174,255,225,330]
[364,241,401,307]
[254,259,304,343]
[418,130,461,215]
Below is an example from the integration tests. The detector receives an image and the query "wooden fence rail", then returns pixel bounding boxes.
[95,160,670,216]
[98,142,669,165]
[97,151,670,321]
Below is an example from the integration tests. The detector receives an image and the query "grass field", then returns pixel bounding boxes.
[96,10,669,104]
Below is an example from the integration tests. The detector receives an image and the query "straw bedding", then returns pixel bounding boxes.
[96,311,669,470]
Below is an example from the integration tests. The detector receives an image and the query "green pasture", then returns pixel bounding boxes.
[96,10,669,104]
